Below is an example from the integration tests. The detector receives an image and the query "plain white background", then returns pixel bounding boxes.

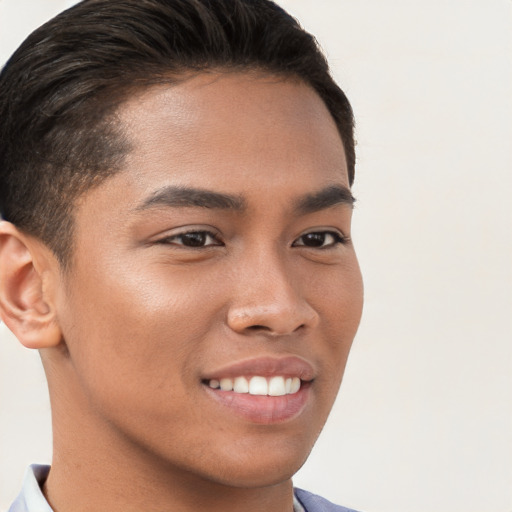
[1,1,511,511]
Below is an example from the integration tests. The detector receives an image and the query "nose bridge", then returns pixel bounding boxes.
[227,242,318,335]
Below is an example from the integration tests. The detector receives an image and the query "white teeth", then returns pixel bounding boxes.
[290,377,301,394]
[209,379,220,389]
[268,376,286,396]
[219,378,233,391]
[249,376,268,395]
[233,376,249,393]
[207,376,302,395]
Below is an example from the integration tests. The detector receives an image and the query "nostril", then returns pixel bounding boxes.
[245,323,306,334]
[247,325,270,331]
[227,303,318,335]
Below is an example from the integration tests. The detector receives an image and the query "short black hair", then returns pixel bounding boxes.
[0,0,355,266]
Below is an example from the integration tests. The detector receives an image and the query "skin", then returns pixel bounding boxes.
[0,72,363,512]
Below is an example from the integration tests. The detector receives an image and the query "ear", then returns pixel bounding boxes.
[0,221,62,349]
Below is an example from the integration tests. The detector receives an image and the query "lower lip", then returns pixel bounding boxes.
[203,383,311,425]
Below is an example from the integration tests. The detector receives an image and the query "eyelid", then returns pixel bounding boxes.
[155,227,223,247]
[292,229,349,248]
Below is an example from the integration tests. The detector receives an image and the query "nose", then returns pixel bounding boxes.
[226,253,319,337]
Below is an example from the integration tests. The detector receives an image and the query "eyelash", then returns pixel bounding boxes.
[292,231,348,249]
[157,230,222,248]
[157,229,348,249]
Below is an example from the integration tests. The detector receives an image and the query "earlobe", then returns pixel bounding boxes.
[0,221,62,349]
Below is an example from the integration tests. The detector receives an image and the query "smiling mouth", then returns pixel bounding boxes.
[205,376,302,396]
[202,376,311,424]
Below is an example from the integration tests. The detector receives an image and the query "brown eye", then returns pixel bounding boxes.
[293,231,345,248]
[180,232,209,247]
[302,233,326,247]
[159,230,221,247]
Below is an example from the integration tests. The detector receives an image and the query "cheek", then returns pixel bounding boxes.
[313,255,364,332]
[58,258,221,406]
[313,257,363,387]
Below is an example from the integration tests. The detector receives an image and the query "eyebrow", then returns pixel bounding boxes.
[135,184,355,215]
[294,185,356,214]
[136,186,246,211]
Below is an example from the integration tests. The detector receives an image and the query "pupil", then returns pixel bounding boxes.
[303,233,325,247]
[182,232,206,247]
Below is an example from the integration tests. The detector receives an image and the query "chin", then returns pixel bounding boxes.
[193,445,311,489]
[207,465,298,489]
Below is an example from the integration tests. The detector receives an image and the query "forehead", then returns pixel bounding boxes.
[114,72,349,194]
[120,72,336,133]
[71,72,350,235]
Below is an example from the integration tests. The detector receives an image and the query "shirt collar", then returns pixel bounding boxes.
[293,493,307,512]
[8,464,53,512]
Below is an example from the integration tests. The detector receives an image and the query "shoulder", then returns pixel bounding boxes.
[294,488,361,512]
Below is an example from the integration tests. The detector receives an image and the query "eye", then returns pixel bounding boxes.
[292,231,347,248]
[158,230,222,248]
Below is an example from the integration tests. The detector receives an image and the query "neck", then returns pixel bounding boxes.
[43,461,294,512]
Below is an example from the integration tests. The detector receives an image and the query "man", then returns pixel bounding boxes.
[0,1,364,511]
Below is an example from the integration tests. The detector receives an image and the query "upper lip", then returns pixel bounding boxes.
[202,356,315,382]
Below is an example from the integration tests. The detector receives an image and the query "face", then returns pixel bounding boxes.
[53,72,363,488]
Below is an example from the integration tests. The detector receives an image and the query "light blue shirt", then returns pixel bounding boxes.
[8,464,359,512]
[8,466,52,512]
